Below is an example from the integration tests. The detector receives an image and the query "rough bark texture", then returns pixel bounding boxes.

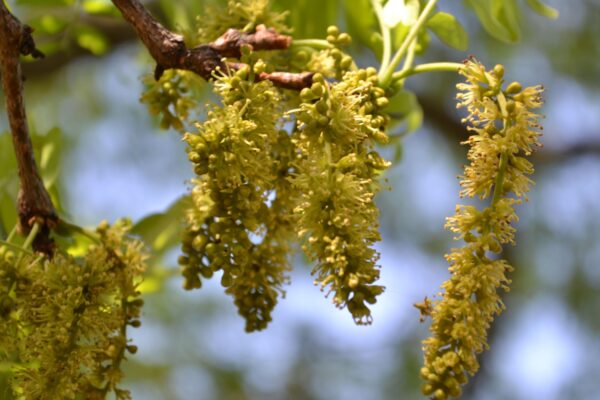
[111,0,313,89]
[0,3,56,255]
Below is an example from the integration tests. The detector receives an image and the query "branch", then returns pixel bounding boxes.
[111,0,313,89]
[0,2,57,255]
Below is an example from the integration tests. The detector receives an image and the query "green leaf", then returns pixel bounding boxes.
[427,12,469,51]
[386,90,423,136]
[343,0,377,48]
[74,26,109,55]
[465,0,521,43]
[493,0,521,41]
[132,196,190,257]
[525,0,559,19]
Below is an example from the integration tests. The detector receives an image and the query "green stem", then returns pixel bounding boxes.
[371,0,392,75]
[57,219,101,243]
[400,40,417,73]
[492,152,508,206]
[6,225,17,243]
[378,0,438,87]
[22,221,40,250]
[391,62,463,82]
[290,39,333,50]
[0,240,34,256]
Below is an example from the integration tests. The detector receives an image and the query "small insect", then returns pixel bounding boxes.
[414,296,433,323]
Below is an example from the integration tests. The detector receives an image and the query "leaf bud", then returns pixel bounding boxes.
[315,99,328,114]
[126,345,138,354]
[327,25,339,36]
[300,87,313,100]
[311,82,325,97]
[129,319,142,328]
[375,97,389,109]
[506,81,522,94]
[493,64,505,79]
[340,56,353,70]
[337,33,351,45]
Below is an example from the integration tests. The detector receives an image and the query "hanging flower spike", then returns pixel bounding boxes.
[293,68,390,325]
[421,58,543,400]
[180,67,293,332]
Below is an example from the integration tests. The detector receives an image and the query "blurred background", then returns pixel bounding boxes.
[1,0,599,399]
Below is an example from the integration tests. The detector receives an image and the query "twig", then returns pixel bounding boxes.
[0,2,57,256]
[111,0,313,89]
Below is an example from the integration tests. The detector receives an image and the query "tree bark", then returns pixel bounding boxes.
[0,2,57,255]
[111,0,313,90]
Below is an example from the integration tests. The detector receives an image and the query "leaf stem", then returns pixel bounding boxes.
[0,240,34,256]
[391,61,463,81]
[6,225,17,243]
[378,0,438,87]
[290,39,333,50]
[371,0,392,75]
[22,221,40,250]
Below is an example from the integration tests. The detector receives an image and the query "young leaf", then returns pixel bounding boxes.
[525,0,559,19]
[386,90,423,136]
[427,12,469,51]
[132,196,190,256]
[465,0,521,43]
[344,0,377,47]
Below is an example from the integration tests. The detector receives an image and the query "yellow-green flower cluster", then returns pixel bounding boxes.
[195,0,289,44]
[305,26,354,80]
[421,59,543,399]
[293,69,390,324]
[140,70,205,132]
[180,69,293,332]
[0,220,146,399]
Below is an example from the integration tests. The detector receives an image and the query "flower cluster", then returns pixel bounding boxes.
[179,68,294,332]
[195,0,289,44]
[421,59,543,399]
[305,26,354,80]
[292,69,390,324]
[0,220,146,399]
[140,70,205,132]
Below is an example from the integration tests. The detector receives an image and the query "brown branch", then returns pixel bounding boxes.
[0,3,57,255]
[111,0,313,89]
[227,62,314,91]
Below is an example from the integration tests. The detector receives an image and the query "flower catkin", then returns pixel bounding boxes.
[180,70,293,332]
[421,59,543,400]
[0,220,146,400]
[293,69,390,324]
